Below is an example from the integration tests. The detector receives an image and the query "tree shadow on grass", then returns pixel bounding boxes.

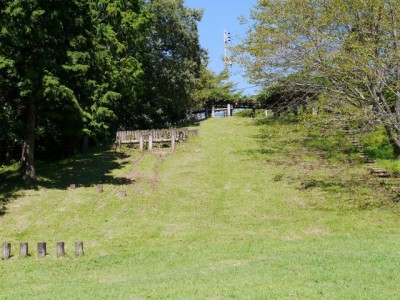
[0,145,133,216]
[254,115,300,126]
[243,116,304,158]
[176,119,202,127]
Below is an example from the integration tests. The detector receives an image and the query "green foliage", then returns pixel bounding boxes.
[362,127,394,159]
[256,74,322,114]
[0,0,102,176]
[0,0,204,174]
[234,109,254,117]
[237,0,400,156]
[138,0,204,126]
[234,109,266,118]
[91,0,150,132]
[193,66,242,108]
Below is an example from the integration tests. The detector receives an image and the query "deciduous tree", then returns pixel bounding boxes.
[236,0,400,155]
[140,0,204,126]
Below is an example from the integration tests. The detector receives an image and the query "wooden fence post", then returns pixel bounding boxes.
[139,135,144,152]
[37,242,46,258]
[75,242,84,256]
[20,242,28,257]
[171,132,176,150]
[97,184,103,193]
[70,184,76,190]
[56,242,65,258]
[148,134,153,151]
[2,243,11,260]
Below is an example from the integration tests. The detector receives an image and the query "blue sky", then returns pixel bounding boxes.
[184,0,258,95]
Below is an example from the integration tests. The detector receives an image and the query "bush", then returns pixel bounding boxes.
[362,127,393,159]
[234,109,267,118]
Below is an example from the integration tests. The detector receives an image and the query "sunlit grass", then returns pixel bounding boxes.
[1,116,400,298]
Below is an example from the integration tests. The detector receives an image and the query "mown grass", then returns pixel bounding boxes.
[1,116,400,299]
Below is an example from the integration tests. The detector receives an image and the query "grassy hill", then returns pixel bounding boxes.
[1,116,400,299]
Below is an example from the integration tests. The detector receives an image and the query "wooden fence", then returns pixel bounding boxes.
[115,128,199,151]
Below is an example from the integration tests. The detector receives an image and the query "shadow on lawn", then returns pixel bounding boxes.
[253,115,300,126]
[0,146,132,216]
[243,115,306,157]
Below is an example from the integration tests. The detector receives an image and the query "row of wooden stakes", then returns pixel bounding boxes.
[2,242,84,260]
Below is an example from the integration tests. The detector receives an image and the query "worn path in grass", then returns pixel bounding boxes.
[1,117,400,299]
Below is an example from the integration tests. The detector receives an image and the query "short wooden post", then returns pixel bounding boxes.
[118,190,126,198]
[211,105,215,118]
[75,242,84,256]
[227,103,231,117]
[70,184,76,190]
[2,243,11,260]
[148,134,153,151]
[20,242,28,257]
[139,135,144,152]
[171,132,176,150]
[37,242,46,258]
[97,184,103,193]
[56,242,65,258]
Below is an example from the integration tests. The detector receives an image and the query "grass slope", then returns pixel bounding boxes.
[1,117,400,299]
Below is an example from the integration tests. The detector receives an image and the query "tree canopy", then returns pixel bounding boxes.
[0,0,205,179]
[138,0,204,126]
[193,67,242,107]
[236,0,400,155]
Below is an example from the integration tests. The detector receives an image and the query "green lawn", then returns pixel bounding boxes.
[1,116,400,299]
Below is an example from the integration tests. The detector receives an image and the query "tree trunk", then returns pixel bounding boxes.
[5,143,11,164]
[21,102,37,180]
[372,84,400,159]
[82,135,89,153]
[391,137,400,159]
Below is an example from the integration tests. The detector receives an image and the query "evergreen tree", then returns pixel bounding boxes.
[0,0,97,179]
[0,0,204,178]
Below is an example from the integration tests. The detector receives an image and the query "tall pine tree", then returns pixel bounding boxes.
[0,0,96,179]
